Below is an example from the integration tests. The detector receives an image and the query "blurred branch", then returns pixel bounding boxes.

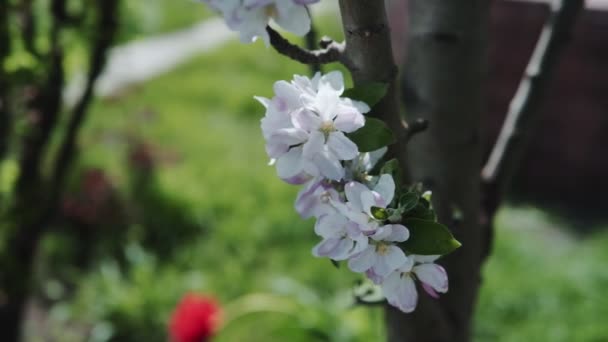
[267,26,346,66]
[50,0,120,199]
[305,15,322,74]
[0,1,11,161]
[480,0,584,257]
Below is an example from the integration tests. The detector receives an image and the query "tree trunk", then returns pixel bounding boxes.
[386,1,489,341]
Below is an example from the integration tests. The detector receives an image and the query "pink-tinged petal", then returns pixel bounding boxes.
[282,172,311,185]
[344,181,368,211]
[312,148,344,181]
[374,245,407,277]
[327,132,358,160]
[375,174,395,204]
[276,147,303,179]
[331,238,357,260]
[347,247,376,273]
[366,268,384,285]
[273,80,301,109]
[371,226,392,241]
[422,282,440,299]
[303,131,324,158]
[295,180,323,219]
[413,263,448,293]
[333,108,365,133]
[312,237,341,258]
[394,275,418,313]
[383,224,410,242]
[292,108,322,132]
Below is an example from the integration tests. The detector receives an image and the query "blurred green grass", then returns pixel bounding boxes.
[33,4,608,342]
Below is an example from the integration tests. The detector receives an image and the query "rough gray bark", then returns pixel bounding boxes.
[338,0,409,169]
[391,1,489,341]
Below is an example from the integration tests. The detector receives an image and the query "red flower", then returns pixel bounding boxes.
[169,293,222,342]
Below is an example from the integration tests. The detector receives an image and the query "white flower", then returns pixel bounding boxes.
[347,225,409,278]
[341,174,396,229]
[312,213,368,261]
[294,178,341,219]
[344,147,387,182]
[256,71,370,183]
[200,0,319,45]
[382,255,448,313]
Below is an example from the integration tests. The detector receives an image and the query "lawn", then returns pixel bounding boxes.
[26,4,608,342]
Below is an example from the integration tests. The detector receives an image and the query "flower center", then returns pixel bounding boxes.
[264,5,278,18]
[320,191,332,204]
[319,120,336,141]
[375,243,390,256]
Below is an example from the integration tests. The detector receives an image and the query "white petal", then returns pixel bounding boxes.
[360,190,379,217]
[276,147,303,179]
[347,247,376,273]
[334,106,365,133]
[320,70,345,93]
[413,263,448,293]
[303,131,324,158]
[312,237,341,258]
[375,174,395,204]
[312,147,344,181]
[292,108,322,132]
[274,80,302,109]
[394,276,418,313]
[327,132,359,160]
[314,213,347,237]
[274,3,311,36]
[254,96,271,108]
[314,84,340,121]
[269,127,308,146]
[374,245,407,277]
[344,181,368,211]
[383,224,410,242]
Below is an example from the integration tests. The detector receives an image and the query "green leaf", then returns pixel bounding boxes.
[379,158,401,188]
[407,200,435,221]
[400,218,461,255]
[342,82,389,107]
[399,191,419,213]
[370,206,388,220]
[347,118,396,152]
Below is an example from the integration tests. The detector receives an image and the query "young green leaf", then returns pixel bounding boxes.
[399,191,419,214]
[347,118,396,152]
[380,158,401,188]
[342,82,389,107]
[400,218,461,255]
[370,206,389,220]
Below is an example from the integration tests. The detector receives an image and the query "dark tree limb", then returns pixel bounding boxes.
[50,0,120,199]
[0,0,11,162]
[266,26,347,66]
[480,0,584,258]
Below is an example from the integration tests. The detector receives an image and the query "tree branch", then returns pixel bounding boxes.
[266,26,346,66]
[50,0,119,200]
[480,0,584,257]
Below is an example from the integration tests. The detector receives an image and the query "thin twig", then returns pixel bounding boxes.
[267,26,346,66]
[480,0,584,258]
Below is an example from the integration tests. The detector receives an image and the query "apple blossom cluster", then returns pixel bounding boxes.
[255,71,449,313]
[198,0,320,45]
